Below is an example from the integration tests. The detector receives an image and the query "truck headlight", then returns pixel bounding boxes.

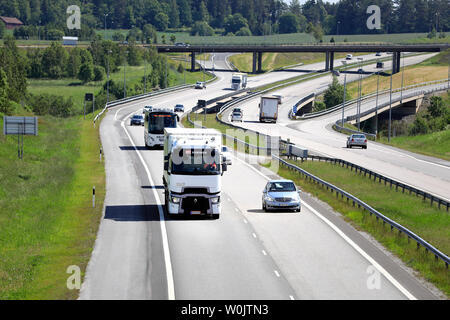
[170,195,181,204]
[211,196,220,204]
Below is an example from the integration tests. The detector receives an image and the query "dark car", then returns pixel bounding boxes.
[130,114,144,126]
[174,104,185,112]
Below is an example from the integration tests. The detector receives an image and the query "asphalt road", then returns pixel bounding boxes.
[79,52,442,300]
[221,53,450,202]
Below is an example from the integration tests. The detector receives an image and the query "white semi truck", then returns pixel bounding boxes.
[259,96,279,123]
[231,73,248,90]
[163,128,227,218]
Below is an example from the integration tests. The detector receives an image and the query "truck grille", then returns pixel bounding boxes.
[182,197,210,213]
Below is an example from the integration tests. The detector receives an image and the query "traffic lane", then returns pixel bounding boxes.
[79,107,167,300]
[222,153,410,299]
[125,124,296,300]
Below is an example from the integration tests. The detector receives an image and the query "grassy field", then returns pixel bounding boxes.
[27,61,213,114]
[264,158,449,297]
[0,112,105,299]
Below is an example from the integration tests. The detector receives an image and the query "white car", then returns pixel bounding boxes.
[346,54,353,60]
[195,81,206,89]
[221,146,232,165]
[143,105,153,113]
[231,111,243,122]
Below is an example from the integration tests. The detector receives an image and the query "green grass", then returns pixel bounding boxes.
[0,112,105,299]
[378,130,450,161]
[27,60,213,114]
[263,158,450,297]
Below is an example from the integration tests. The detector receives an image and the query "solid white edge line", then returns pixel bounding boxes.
[121,111,176,300]
[233,154,417,300]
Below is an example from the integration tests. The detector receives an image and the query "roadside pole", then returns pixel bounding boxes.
[375,71,380,136]
[342,72,347,127]
[388,66,393,142]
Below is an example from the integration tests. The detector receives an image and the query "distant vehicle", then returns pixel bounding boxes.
[143,105,153,113]
[262,180,301,212]
[144,108,179,148]
[231,110,243,122]
[231,73,248,90]
[195,81,206,89]
[175,42,186,47]
[375,52,382,56]
[259,96,280,123]
[376,62,384,69]
[358,68,364,73]
[221,146,232,165]
[346,54,353,60]
[347,134,367,149]
[174,104,185,112]
[130,114,144,126]
[332,70,340,77]
[232,107,242,115]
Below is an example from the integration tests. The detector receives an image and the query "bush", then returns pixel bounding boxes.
[313,101,326,112]
[93,65,105,82]
[190,21,214,36]
[28,93,74,118]
[236,27,252,36]
[46,29,64,41]
[409,114,429,135]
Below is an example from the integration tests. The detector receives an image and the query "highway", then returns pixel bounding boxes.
[79,52,443,300]
[221,53,450,202]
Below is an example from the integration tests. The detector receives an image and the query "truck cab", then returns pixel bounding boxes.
[163,128,227,219]
[231,73,248,90]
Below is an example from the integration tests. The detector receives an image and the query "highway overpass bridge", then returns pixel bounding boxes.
[154,43,449,74]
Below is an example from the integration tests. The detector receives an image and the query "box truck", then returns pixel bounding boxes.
[231,73,248,90]
[259,96,279,123]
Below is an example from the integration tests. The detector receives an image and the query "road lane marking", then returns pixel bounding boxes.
[121,111,175,300]
[233,154,417,300]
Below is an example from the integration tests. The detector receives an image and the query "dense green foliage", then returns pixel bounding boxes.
[0,0,448,41]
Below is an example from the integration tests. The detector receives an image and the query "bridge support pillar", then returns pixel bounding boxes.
[329,52,335,71]
[392,52,401,74]
[325,52,330,71]
[190,52,196,72]
[252,52,257,73]
[258,52,262,73]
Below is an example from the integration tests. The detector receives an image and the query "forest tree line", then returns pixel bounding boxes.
[0,0,449,41]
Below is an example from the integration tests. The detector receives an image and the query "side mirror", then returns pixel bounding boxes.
[222,163,228,173]
[164,161,169,171]
[176,115,180,122]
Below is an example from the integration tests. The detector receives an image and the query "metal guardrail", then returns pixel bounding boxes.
[93,73,218,125]
[296,78,449,120]
[275,155,450,269]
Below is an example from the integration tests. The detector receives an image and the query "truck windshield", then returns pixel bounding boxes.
[171,148,220,175]
[232,79,241,83]
[148,113,177,134]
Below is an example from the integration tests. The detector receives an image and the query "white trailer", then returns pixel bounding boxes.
[259,96,279,123]
[163,128,227,218]
[231,73,248,90]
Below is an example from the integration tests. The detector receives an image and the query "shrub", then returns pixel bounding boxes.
[93,65,105,82]
[28,93,74,118]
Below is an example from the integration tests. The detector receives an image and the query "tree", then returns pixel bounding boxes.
[154,12,169,31]
[177,0,192,27]
[224,13,249,34]
[143,24,157,44]
[0,36,27,102]
[41,42,69,79]
[278,13,300,34]
[0,68,12,115]
[170,34,176,44]
[168,0,180,28]
[323,75,350,109]
[78,63,94,84]
[0,21,5,39]
[236,27,252,36]
[190,21,214,36]
[93,65,105,82]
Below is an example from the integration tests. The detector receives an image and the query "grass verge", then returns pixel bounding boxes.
[0,112,105,299]
[262,158,449,297]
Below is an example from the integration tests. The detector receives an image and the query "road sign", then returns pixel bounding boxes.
[85,93,94,101]
[3,116,38,159]
[3,116,38,136]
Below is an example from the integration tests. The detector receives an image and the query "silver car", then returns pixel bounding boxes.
[347,134,367,149]
[262,180,301,212]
